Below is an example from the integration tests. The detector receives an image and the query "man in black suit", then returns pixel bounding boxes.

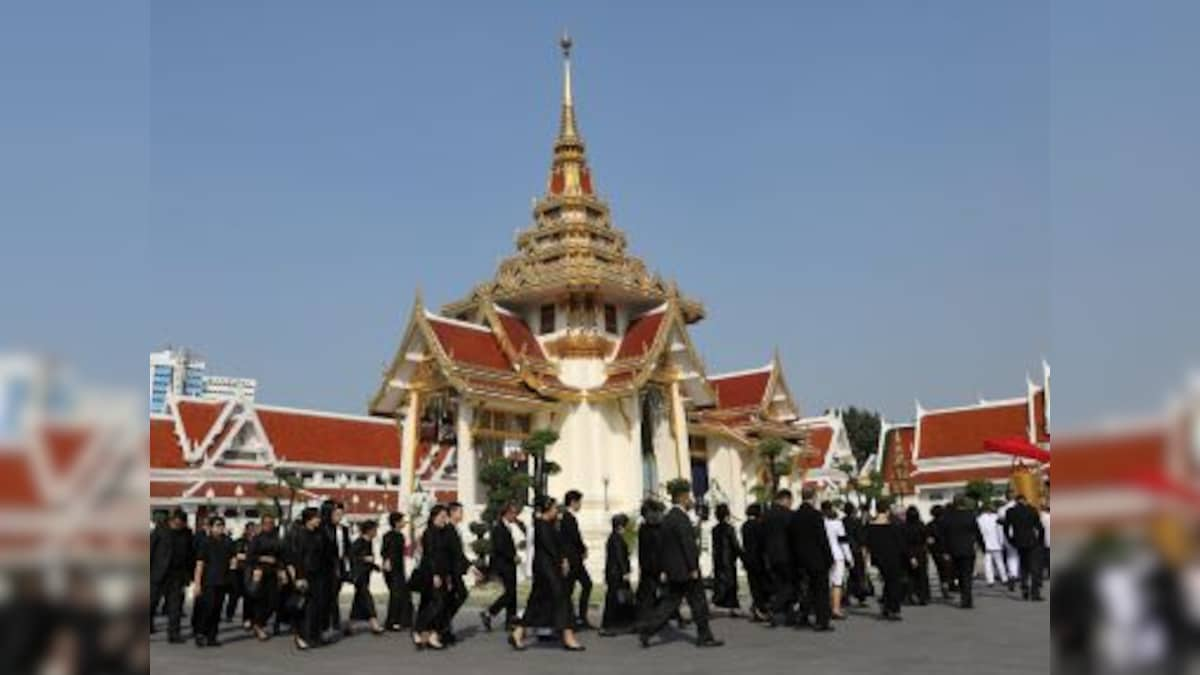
[741,503,770,620]
[763,489,796,626]
[940,495,983,609]
[637,481,723,648]
[788,486,835,631]
[190,517,210,637]
[481,502,520,631]
[150,509,192,643]
[442,501,473,643]
[1004,494,1046,601]
[561,490,594,629]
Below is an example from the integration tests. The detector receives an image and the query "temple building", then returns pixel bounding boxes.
[872,362,1050,513]
[368,37,855,554]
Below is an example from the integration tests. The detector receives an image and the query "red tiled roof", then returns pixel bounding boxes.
[42,427,89,476]
[711,370,771,410]
[177,400,226,449]
[912,464,1013,486]
[149,418,187,469]
[428,317,512,371]
[495,312,546,360]
[0,456,41,507]
[616,311,665,360]
[918,402,1029,460]
[880,426,915,493]
[1032,389,1049,443]
[189,480,319,502]
[150,480,192,499]
[1052,428,1168,490]
[800,425,834,469]
[258,408,401,468]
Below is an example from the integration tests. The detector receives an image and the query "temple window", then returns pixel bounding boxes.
[540,304,556,334]
[583,297,596,327]
[604,304,618,334]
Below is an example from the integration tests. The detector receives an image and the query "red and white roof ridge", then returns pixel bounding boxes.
[917,395,1028,418]
[708,363,774,381]
[254,401,396,426]
[424,310,496,334]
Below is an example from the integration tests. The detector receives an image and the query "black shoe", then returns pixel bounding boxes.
[639,634,651,648]
[960,602,974,610]
[813,625,834,633]
[480,611,493,632]
[697,636,724,648]
[1007,580,1016,592]
[1031,594,1044,602]
[563,642,586,652]
[167,635,185,644]
[194,638,207,648]
[441,631,457,645]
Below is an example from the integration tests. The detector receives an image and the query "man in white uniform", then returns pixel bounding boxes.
[976,503,1008,587]
[822,501,852,620]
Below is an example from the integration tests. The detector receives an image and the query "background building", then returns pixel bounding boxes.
[149,348,257,414]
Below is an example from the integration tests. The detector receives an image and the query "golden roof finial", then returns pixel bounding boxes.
[558,30,579,141]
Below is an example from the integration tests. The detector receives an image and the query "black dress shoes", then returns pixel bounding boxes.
[697,636,724,648]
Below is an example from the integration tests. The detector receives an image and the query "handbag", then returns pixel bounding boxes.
[243,567,264,599]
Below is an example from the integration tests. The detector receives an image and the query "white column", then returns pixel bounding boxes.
[670,379,690,480]
[399,391,422,504]
[456,403,477,507]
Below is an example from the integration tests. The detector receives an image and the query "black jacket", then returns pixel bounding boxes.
[763,503,793,569]
[490,521,517,572]
[350,537,377,586]
[637,522,662,580]
[659,507,700,584]
[788,503,834,571]
[941,508,982,558]
[712,522,742,577]
[150,524,173,583]
[741,519,765,572]
[605,532,631,584]
[560,510,587,567]
[446,524,470,577]
[1004,502,1045,550]
[381,530,407,579]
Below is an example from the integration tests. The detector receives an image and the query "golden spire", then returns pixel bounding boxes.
[558,30,579,141]
[546,30,591,198]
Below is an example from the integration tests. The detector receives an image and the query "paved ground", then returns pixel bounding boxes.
[150,583,1047,675]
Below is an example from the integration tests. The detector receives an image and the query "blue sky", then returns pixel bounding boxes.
[1,2,1195,429]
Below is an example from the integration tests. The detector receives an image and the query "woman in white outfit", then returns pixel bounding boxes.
[976,503,1009,587]
[822,501,853,620]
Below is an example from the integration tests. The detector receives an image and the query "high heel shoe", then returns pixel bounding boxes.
[507,633,526,651]
[293,636,310,651]
[562,642,586,652]
[426,639,447,651]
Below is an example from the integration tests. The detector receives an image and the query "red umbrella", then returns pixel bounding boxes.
[983,436,1051,464]
[1125,468,1200,510]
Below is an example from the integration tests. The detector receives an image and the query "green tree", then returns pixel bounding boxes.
[256,467,307,527]
[751,436,794,503]
[523,428,561,501]
[964,479,999,506]
[840,406,882,469]
[468,428,560,563]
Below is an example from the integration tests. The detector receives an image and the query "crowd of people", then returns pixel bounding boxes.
[149,482,1049,654]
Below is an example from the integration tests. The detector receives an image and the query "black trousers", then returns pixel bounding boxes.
[846,551,869,602]
[876,564,903,616]
[767,564,796,622]
[952,555,976,608]
[350,581,377,621]
[800,567,832,628]
[301,578,328,644]
[487,566,518,627]
[568,563,592,621]
[744,565,770,613]
[1017,547,1044,597]
[415,585,448,633]
[252,573,279,629]
[601,578,636,631]
[224,572,243,620]
[907,554,931,604]
[384,572,414,629]
[197,585,228,642]
[152,576,186,637]
[639,579,712,640]
[322,576,343,631]
[443,580,468,634]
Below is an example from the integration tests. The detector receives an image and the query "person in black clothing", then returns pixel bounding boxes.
[348,520,385,635]
[510,496,584,651]
[710,503,743,616]
[481,503,520,632]
[441,502,473,644]
[1004,494,1046,601]
[637,480,723,649]
[190,519,209,638]
[927,504,955,598]
[245,514,283,641]
[381,512,413,631]
[763,489,796,627]
[903,506,932,606]
[788,486,835,632]
[413,505,452,650]
[865,501,905,620]
[560,490,593,629]
[225,522,257,627]
[150,509,191,643]
[289,507,327,650]
[326,501,353,638]
[841,503,870,607]
[600,513,636,635]
[741,503,770,621]
[940,495,983,609]
[635,499,666,626]
[192,516,236,647]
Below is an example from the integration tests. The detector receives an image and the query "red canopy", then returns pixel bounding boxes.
[983,436,1051,464]
[1126,469,1200,510]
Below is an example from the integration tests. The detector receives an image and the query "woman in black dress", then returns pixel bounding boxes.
[600,513,635,635]
[288,507,329,650]
[509,497,584,651]
[865,501,905,621]
[349,520,385,635]
[381,512,413,631]
[710,504,743,615]
[413,505,451,650]
[903,506,932,606]
[246,514,283,641]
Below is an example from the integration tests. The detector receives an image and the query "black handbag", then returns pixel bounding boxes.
[243,567,264,599]
[284,590,307,614]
